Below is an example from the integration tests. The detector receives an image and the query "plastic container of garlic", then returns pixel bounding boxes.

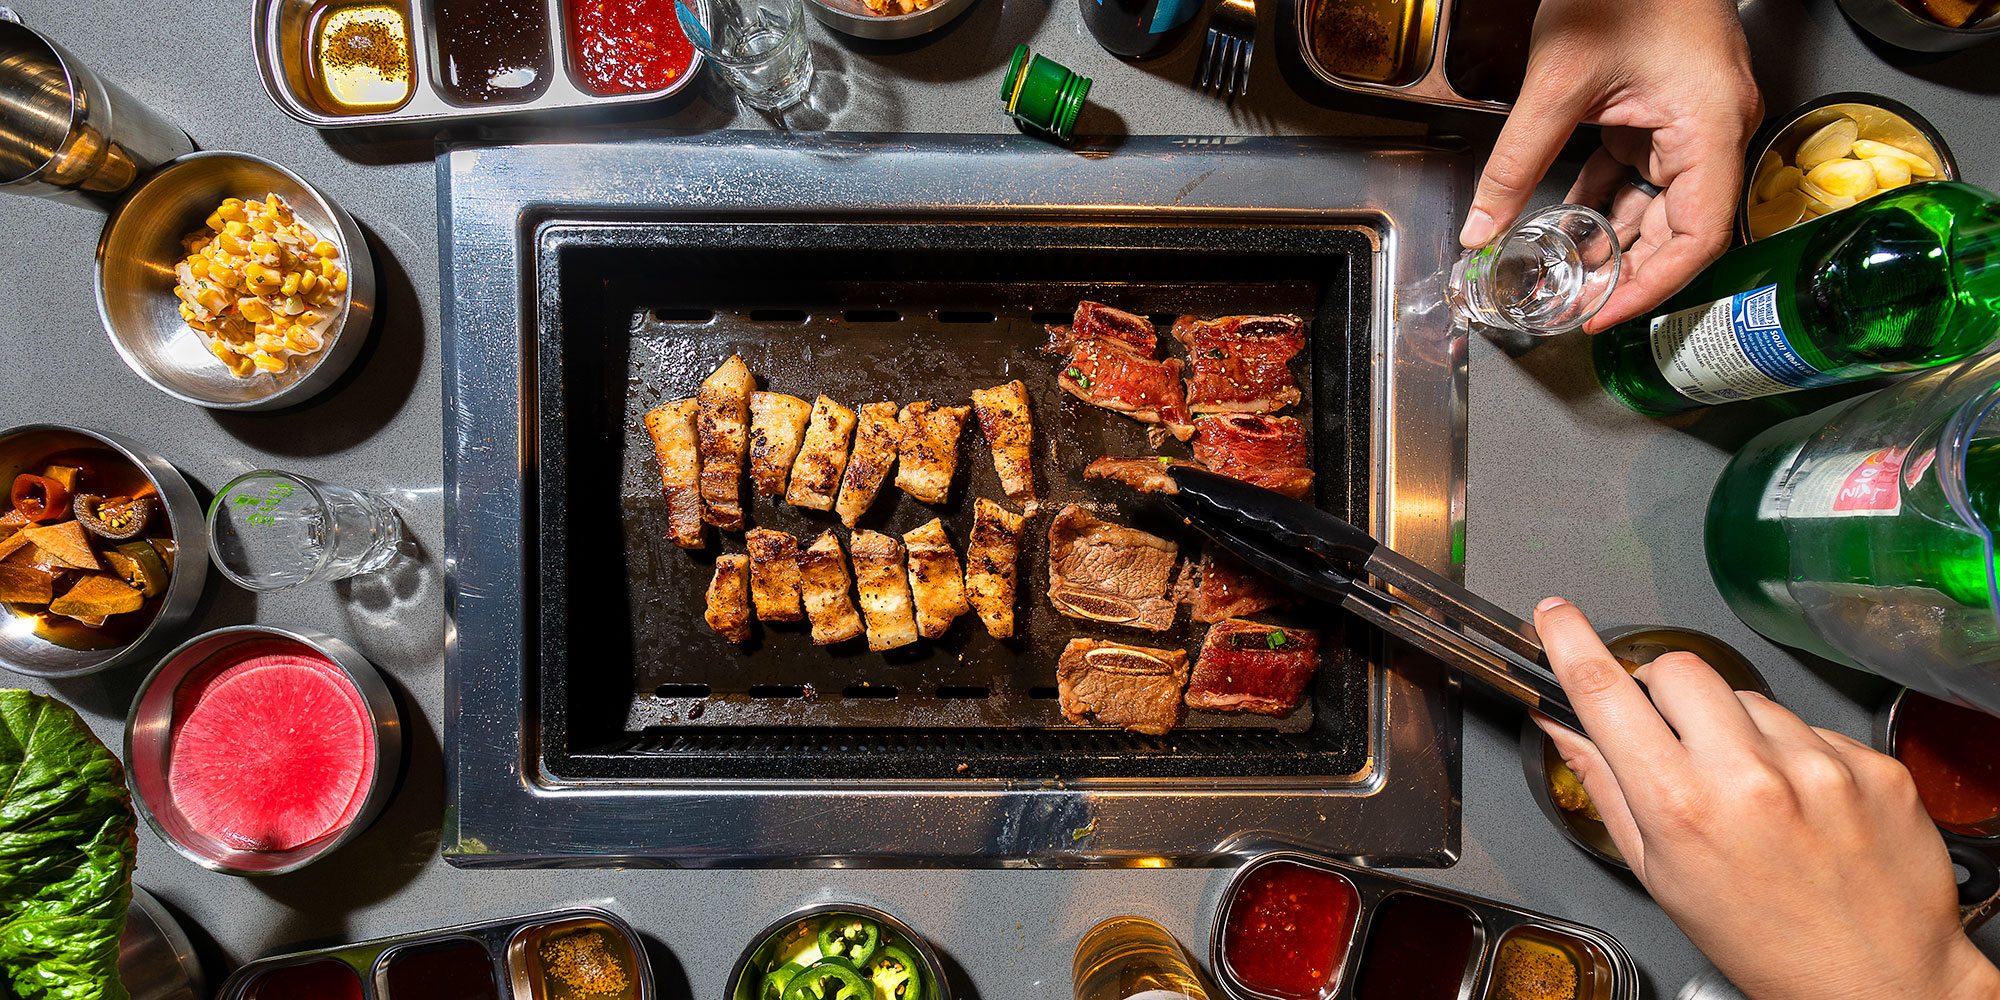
[1738,93,1956,242]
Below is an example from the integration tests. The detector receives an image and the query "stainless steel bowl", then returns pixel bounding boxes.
[1520,626,1774,870]
[1875,686,2000,840]
[805,0,977,40]
[1738,94,1957,244]
[729,902,954,1000]
[95,151,376,410]
[0,424,207,678]
[125,625,403,876]
[122,886,207,1000]
[1835,0,2000,52]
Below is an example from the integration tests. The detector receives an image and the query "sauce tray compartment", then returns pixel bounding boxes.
[215,906,653,1000]
[1213,850,1639,1000]
[1290,0,1537,113]
[255,0,707,127]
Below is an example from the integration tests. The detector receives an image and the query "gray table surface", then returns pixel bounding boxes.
[2,0,1996,996]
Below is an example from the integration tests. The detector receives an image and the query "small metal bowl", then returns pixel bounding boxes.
[1835,0,2000,52]
[125,625,403,876]
[1738,93,1957,243]
[1520,626,1774,870]
[0,424,208,678]
[805,0,978,40]
[95,151,376,410]
[1875,687,2000,840]
[122,886,208,1000]
[729,902,954,1000]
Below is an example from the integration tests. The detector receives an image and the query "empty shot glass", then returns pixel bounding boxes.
[680,0,814,110]
[207,471,402,591]
[1446,203,1621,336]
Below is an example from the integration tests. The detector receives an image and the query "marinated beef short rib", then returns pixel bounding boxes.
[1193,546,1290,623]
[1186,619,1321,716]
[1191,414,1314,500]
[1173,313,1306,414]
[1046,504,1180,632]
[1048,302,1193,440]
[1057,638,1191,736]
[1083,455,1186,495]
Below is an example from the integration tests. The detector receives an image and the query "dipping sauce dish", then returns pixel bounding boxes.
[215,907,651,1000]
[1879,688,2000,839]
[255,0,706,126]
[1214,851,1639,1000]
[1293,0,1537,113]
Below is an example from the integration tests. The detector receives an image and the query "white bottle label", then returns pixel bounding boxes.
[1649,284,1841,404]
[1776,447,1908,519]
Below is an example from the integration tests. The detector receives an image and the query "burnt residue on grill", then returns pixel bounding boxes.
[535,222,1376,781]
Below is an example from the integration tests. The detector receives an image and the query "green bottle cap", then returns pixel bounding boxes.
[1002,44,1091,142]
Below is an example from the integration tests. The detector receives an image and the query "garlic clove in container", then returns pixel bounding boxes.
[1850,139,1937,178]
[1865,155,1914,190]
[1756,165,1804,204]
[1805,158,1879,201]
[1748,189,1809,241]
[1801,179,1858,214]
[1795,118,1861,171]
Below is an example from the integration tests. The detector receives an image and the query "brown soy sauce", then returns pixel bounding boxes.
[380,938,503,1000]
[430,0,554,105]
[1443,0,1539,104]
[3,447,173,652]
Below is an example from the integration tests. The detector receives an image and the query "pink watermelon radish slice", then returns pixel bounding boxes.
[167,651,376,852]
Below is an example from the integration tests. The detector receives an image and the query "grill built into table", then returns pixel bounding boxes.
[443,134,1467,865]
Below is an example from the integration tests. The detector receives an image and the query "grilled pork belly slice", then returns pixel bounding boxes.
[1047,504,1180,632]
[965,498,1025,639]
[1186,619,1321,716]
[1191,414,1314,500]
[696,355,756,531]
[704,554,753,644]
[748,391,813,498]
[798,530,865,645]
[1193,547,1290,623]
[834,401,902,528]
[850,530,921,651]
[1056,638,1191,736]
[1083,455,1187,495]
[642,396,705,549]
[971,381,1036,512]
[1173,314,1306,414]
[895,400,971,505]
[786,396,857,512]
[745,527,804,622]
[903,518,969,640]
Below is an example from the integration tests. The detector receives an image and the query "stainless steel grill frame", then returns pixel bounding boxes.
[442,133,1470,867]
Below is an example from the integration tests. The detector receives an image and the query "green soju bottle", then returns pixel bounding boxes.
[1594,180,2000,416]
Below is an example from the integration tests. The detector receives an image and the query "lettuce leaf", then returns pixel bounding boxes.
[0,689,134,1000]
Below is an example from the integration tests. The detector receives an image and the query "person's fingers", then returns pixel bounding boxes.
[1565,147,1636,212]
[1533,597,1690,783]
[1580,132,1745,331]
[1737,690,1840,757]
[1536,713,1648,874]
[1462,76,1595,247]
[1630,651,1764,752]
[1604,181,1655,251]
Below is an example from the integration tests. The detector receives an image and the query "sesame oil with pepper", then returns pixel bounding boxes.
[305,0,415,114]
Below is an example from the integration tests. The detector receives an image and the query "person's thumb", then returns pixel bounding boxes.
[1463,76,1592,247]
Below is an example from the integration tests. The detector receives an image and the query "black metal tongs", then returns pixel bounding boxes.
[1166,466,1587,735]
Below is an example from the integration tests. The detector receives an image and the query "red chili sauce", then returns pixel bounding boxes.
[1352,893,1479,1000]
[1894,692,2000,836]
[567,0,696,96]
[247,959,364,1000]
[1222,861,1360,999]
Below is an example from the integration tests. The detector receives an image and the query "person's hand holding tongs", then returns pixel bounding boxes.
[1168,466,2000,1000]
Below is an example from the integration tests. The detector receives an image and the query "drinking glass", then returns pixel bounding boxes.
[680,0,814,111]
[0,15,194,209]
[1446,203,1621,336]
[207,471,403,591]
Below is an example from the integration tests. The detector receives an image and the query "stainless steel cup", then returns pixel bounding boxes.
[0,15,192,209]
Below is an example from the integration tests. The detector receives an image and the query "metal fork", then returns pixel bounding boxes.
[1196,0,1255,99]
